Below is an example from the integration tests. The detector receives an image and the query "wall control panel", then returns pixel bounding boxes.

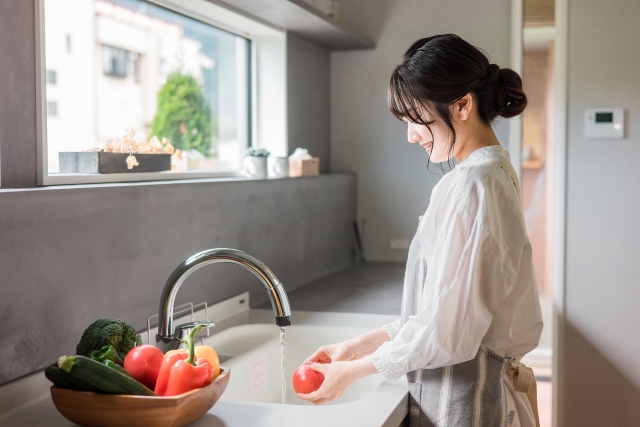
[585,108,624,139]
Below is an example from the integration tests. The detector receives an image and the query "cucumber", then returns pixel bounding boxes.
[60,355,156,396]
[44,363,100,392]
[44,364,75,389]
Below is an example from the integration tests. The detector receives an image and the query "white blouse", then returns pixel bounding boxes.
[372,145,543,380]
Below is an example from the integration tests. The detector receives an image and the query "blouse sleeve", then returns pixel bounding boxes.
[383,319,402,340]
[372,177,515,380]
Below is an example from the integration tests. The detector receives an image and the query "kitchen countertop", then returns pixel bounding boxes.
[0,309,408,427]
[258,261,405,315]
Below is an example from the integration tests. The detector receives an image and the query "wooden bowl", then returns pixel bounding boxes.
[50,367,230,427]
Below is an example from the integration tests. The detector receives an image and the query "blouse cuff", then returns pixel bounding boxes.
[372,343,406,381]
[383,319,402,340]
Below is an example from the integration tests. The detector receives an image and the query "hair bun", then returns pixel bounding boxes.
[488,64,500,82]
[490,68,527,119]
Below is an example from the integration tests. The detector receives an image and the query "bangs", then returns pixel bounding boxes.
[388,67,432,126]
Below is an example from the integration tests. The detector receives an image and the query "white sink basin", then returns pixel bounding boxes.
[205,324,385,406]
[193,309,409,427]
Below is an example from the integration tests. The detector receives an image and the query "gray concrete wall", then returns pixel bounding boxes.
[287,33,331,171]
[0,0,38,187]
[562,1,640,425]
[330,0,512,262]
[0,174,356,385]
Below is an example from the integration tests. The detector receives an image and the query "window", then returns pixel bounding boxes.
[46,70,57,84]
[42,0,252,179]
[102,45,127,77]
[47,101,58,116]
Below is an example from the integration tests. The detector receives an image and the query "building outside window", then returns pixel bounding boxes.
[43,0,251,176]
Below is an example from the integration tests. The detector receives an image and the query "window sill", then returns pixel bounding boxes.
[2,172,331,193]
[41,170,245,186]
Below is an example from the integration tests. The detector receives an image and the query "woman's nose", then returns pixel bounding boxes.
[407,125,421,143]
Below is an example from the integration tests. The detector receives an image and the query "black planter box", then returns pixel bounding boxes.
[59,152,171,174]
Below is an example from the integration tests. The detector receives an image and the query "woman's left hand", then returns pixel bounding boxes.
[296,356,378,405]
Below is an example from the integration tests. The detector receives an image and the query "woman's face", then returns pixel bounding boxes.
[405,110,453,164]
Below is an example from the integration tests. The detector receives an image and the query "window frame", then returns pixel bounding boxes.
[35,0,267,186]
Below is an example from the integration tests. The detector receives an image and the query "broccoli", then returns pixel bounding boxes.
[76,319,142,359]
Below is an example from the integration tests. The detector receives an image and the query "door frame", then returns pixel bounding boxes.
[510,0,524,182]
[551,0,568,426]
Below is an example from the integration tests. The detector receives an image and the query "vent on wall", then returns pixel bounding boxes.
[389,239,411,251]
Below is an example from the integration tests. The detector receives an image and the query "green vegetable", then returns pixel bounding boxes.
[58,355,156,396]
[103,360,134,378]
[45,363,100,392]
[90,345,123,366]
[44,363,75,389]
[76,319,142,360]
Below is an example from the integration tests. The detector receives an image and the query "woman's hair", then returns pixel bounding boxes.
[388,34,527,164]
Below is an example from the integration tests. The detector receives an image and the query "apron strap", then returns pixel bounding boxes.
[508,362,540,427]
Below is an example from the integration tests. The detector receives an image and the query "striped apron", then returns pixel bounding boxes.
[403,181,539,427]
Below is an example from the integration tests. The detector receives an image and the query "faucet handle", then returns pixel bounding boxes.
[173,320,216,342]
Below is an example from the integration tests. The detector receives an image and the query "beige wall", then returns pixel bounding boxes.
[563,0,640,425]
[522,49,551,300]
[330,0,513,262]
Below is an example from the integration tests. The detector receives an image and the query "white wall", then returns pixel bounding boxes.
[562,0,640,425]
[330,0,512,262]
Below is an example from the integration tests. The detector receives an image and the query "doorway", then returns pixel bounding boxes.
[518,1,557,426]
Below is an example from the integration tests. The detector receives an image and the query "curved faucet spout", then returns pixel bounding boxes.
[156,248,291,352]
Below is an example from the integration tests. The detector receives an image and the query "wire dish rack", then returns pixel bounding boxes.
[147,301,212,347]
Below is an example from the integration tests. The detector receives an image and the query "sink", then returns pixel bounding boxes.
[193,309,409,427]
[204,324,385,405]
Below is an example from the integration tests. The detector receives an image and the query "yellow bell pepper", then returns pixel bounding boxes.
[165,345,221,380]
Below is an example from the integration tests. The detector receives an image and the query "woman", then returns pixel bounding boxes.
[297,34,544,427]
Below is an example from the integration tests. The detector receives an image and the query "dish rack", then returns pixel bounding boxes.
[146,301,212,347]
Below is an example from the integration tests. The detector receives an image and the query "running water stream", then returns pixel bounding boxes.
[280,327,287,404]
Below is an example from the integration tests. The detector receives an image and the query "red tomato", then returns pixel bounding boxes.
[123,345,164,389]
[292,364,324,394]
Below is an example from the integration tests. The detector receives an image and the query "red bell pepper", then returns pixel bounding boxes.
[154,325,213,396]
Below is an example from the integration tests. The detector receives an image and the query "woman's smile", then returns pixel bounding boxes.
[420,141,433,153]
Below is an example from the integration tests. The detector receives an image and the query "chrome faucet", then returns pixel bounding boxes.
[155,248,291,352]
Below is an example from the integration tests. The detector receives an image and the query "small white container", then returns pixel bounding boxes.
[244,156,268,179]
[268,156,289,178]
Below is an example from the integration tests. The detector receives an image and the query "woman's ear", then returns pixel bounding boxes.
[453,93,473,121]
